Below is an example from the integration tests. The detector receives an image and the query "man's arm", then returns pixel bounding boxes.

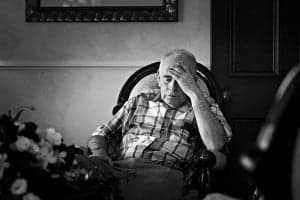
[190,89,227,150]
[168,65,228,151]
[87,135,113,165]
[87,98,135,162]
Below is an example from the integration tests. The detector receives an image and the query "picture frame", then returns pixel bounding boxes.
[25,0,178,22]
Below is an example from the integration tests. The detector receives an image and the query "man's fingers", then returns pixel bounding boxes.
[89,154,114,166]
[171,65,186,73]
[168,69,182,82]
[169,66,184,77]
[168,68,180,76]
[169,68,189,82]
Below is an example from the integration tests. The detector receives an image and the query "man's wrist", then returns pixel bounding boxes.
[87,135,108,154]
[92,148,109,157]
[189,91,208,107]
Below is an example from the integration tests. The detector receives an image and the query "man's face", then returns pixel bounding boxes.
[157,56,190,108]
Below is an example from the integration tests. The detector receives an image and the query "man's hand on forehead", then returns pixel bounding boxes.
[171,65,186,73]
[168,64,200,98]
[168,66,183,80]
[169,62,196,75]
[168,64,194,80]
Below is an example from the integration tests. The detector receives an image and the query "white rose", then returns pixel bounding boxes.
[47,150,58,164]
[15,136,31,152]
[29,142,40,154]
[45,128,62,146]
[59,151,67,158]
[58,151,67,163]
[23,192,41,200]
[10,178,27,195]
[37,144,57,168]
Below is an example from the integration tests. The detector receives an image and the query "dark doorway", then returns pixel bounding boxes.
[211,0,299,198]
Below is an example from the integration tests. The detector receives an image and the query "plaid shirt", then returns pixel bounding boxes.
[92,89,231,168]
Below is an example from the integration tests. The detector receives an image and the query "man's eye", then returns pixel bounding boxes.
[163,77,172,82]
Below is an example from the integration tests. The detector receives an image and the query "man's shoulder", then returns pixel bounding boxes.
[124,89,160,109]
[133,89,161,102]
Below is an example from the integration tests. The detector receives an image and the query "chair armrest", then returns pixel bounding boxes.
[112,104,123,115]
[211,150,228,170]
[183,150,227,199]
[183,150,216,187]
[198,150,217,169]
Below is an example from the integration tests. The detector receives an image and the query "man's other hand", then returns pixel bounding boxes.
[89,150,113,166]
[87,135,113,165]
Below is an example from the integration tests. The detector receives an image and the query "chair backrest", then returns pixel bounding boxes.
[112,62,223,115]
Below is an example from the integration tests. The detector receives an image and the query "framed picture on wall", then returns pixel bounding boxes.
[25,0,178,22]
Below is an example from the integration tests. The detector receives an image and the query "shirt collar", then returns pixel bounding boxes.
[152,89,192,112]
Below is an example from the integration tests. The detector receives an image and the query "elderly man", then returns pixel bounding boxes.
[87,49,231,199]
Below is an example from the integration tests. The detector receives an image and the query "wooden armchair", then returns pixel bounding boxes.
[111,61,227,199]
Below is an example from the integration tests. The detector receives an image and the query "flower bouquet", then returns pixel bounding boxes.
[0,108,125,200]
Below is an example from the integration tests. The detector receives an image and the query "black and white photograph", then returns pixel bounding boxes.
[0,0,299,200]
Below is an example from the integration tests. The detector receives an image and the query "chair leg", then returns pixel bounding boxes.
[197,168,211,200]
[251,187,263,200]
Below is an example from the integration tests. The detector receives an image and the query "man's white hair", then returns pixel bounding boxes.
[159,49,197,74]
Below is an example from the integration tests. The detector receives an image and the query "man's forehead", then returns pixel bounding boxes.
[160,55,196,73]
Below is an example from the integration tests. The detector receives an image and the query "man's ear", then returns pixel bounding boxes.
[156,71,161,87]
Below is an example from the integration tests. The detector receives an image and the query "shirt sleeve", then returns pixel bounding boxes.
[91,97,136,138]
